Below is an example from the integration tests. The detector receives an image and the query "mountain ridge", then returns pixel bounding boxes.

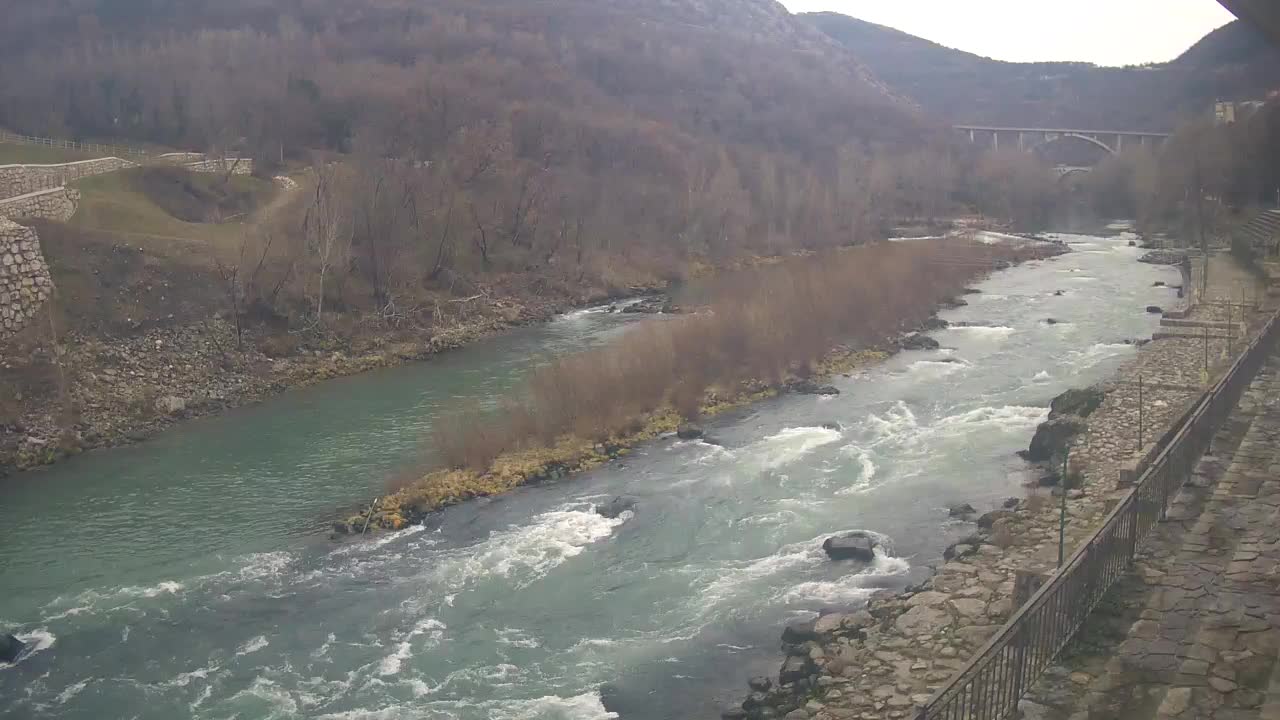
[804,12,1280,131]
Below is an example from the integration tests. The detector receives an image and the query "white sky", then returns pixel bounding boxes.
[779,0,1238,66]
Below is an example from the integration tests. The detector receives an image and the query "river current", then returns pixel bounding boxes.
[0,230,1180,720]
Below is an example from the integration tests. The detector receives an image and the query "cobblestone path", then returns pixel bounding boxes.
[1025,355,1280,720]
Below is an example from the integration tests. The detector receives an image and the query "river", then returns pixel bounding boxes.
[0,230,1180,720]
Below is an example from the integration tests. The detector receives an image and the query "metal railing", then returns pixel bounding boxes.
[0,130,153,158]
[916,309,1280,720]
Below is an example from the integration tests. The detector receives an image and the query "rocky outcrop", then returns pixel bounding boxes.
[901,334,940,351]
[0,218,54,340]
[1048,386,1106,419]
[1024,386,1106,465]
[0,157,134,198]
[1025,416,1087,464]
[789,379,840,396]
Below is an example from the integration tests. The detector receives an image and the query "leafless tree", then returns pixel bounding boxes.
[303,161,352,322]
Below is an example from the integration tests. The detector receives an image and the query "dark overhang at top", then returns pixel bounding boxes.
[1218,0,1280,47]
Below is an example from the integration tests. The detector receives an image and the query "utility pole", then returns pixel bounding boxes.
[1137,375,1144,453]
[1058,446,1070,569]
[1194,148,1209,296]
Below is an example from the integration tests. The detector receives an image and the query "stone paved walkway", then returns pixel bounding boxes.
[1024,356,1280,720]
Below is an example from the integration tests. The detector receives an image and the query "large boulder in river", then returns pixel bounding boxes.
[1049,387,1106,419]
[902,334,940,351]
[0,634,26,663]
[595,496,638,519]
[676,423,704,440]
[822,531,879,561]
[1025,416,1087,463]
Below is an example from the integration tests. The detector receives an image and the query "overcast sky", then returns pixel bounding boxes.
[779,0,1237,66]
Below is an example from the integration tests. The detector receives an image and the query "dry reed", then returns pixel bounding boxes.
[431,237,1053,470]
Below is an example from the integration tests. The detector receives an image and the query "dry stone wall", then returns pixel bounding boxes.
[0,218,53,339]
[182,157,254,175]
[0,157,134,198]
[0,187,80,222]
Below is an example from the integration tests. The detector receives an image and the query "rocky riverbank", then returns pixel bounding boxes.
[720,251,1269,720]
[0,288,667,477]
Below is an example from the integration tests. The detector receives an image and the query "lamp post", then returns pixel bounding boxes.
[1058,445,1071,569]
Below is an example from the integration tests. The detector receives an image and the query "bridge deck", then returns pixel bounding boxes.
[954,125,1172,137]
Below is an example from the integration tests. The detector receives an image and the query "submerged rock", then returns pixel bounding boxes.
[0,634,25,664]
[622,296,673,314]
[822,531,879,561]
[919,316,949,332]
[1146,306,1163,314]
[748,676,773,692]
[902,334,940,351]
[820,421,842,432]
[948,503,976,518]
[595,496,638,519]
[789,380,840,396]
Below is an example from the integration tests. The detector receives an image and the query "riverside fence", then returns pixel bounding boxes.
[915,308,1280,720]
[0,130,153,159]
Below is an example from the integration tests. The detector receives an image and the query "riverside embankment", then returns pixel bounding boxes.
[726,248,1268,720]
[0,228,1187,720]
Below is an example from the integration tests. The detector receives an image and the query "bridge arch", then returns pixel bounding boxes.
[1029,133,1117,157]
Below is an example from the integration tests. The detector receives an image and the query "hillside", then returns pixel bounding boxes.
[805,14,1280,130]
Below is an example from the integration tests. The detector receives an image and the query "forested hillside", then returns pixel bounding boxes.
[806,14,1280,130]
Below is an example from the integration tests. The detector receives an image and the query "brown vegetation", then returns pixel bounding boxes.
[431,238,1054,471]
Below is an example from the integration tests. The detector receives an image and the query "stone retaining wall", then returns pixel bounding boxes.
[0,157,134,198]
[0,218,53,339]
[0,187,80,223]
[182,157,254,175]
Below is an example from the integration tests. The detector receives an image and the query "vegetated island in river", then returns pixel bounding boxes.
[337,236,1065,534]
